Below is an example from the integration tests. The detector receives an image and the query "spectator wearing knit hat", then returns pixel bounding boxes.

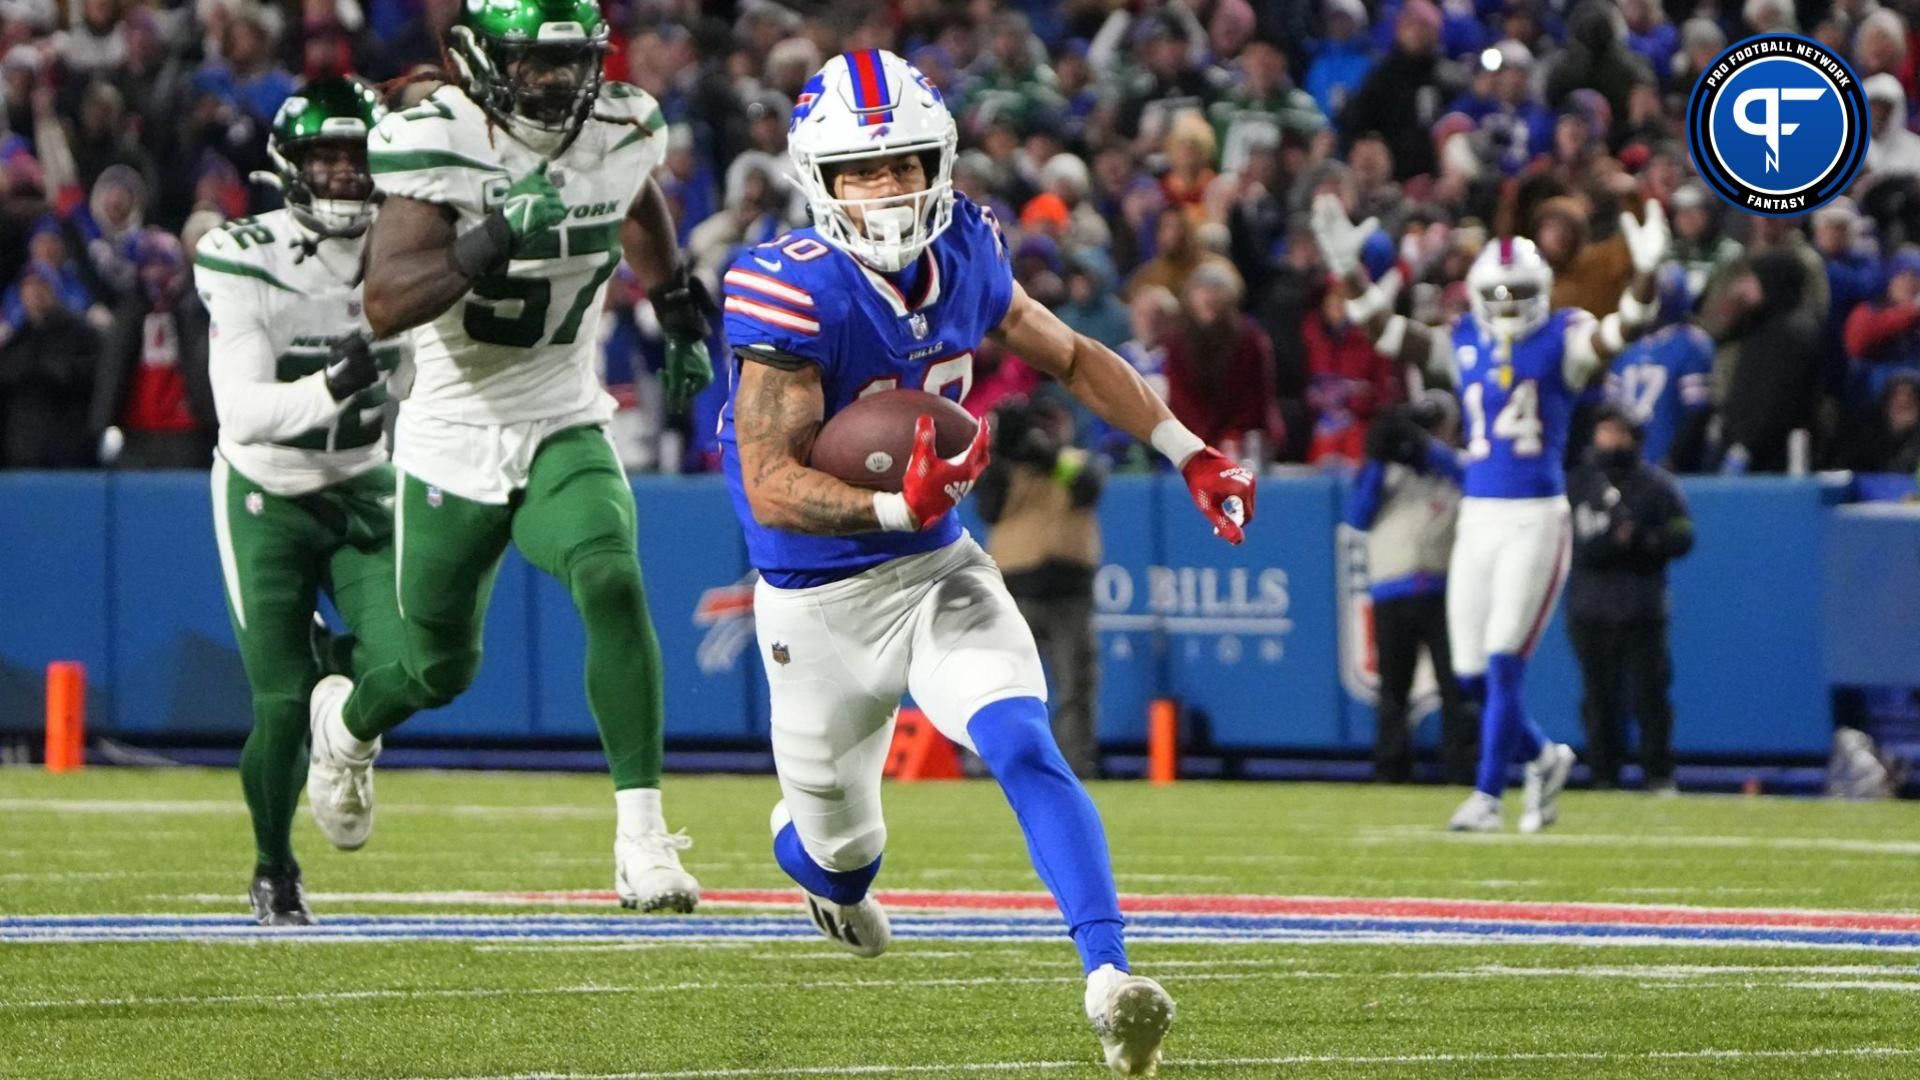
[1546,0,1654,146]
[0,262,101,468]
[1843,248,1920,406]
[1306,0,1375,121]
[1865,74,1920,181]
[91,227,213,468]
[1815,200,1886,410]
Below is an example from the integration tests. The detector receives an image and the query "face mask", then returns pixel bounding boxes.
[1595,447,1638,473]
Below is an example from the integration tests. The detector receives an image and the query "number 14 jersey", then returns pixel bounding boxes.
[368,83,666,425]
[1447,309,1589,500]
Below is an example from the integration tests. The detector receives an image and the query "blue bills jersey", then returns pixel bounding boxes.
[1450,310,1585,499]
[1605,323,1713,466]
[719,194,1016,588]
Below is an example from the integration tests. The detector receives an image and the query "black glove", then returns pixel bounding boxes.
[324,332,378,401]
[652,261,717,345]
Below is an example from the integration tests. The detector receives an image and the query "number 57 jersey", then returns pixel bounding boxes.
[718,193,1015,589]
[368,83,666,425]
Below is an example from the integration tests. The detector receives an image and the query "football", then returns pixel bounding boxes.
[808,389,979,492]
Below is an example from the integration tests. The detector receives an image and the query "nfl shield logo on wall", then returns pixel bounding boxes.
[908,313,928,340]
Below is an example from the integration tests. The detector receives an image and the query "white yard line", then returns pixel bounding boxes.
[387,1047,1920,1080]
[1356,828,1920,857]
[0,798,603,820]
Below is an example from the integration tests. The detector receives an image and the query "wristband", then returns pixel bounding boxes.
[1615,285,1654,329]
[1150,419,1205,468]
[450,212,514,278]
[872,491,917,532]
[1376,314,1409,358]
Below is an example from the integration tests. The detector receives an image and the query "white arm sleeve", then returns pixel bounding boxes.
[197,257,341,445]
[1562,310,1604,388]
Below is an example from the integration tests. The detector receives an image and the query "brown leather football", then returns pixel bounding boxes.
[808,389,979,493]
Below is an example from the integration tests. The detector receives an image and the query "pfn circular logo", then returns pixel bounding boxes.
[1687,34,1867,216]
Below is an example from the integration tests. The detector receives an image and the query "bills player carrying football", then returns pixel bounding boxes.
[719,50,1255,1077]
[1311,193,1669,834]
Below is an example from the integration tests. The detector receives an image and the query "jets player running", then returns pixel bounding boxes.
[1312,194,1669,833]
[303,0,713,911]
[721,52,1256,1077]
[199,76,404,924]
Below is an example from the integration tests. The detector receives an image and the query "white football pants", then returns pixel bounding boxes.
[1446,496,1572,679]
[753,534,1047,872]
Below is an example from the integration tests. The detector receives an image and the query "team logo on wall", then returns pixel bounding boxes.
[1687,34,1868,216]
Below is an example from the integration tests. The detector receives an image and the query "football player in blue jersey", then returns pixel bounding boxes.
[1605,317,1714,470]
[1312,193,1669,833]
[718,50,1256,1077]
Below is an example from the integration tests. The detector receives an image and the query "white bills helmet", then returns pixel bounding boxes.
[788,50,958,272]
[1466,236,1554,341]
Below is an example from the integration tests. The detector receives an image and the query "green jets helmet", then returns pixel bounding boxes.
[265,76,386,239]
[447,0,610,150]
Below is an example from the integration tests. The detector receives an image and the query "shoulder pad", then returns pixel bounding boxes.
[594,82,665,130]
[369,88,504,207]
[194,216,297,292]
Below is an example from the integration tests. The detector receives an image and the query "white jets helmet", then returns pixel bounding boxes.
[788,50,958,272]
[1466,236,1554,341]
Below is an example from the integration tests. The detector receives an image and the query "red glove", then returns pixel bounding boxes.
[1182,447,1257,544]
[898,414,992,529]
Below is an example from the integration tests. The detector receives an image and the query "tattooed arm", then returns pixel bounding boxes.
[733,356,884,535]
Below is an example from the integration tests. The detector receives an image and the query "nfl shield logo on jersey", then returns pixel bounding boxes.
[908,313,929,340]
[426,486,444,509]
[245,492,264,517]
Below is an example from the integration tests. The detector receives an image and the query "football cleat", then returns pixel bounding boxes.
[770,800,889,957]
[614,830,701,913]
[1086,964,1175,1077]
[1520,743,1576,834]
[306,674,378,850]
[249,865,312,926]
[1448,791,1503,832]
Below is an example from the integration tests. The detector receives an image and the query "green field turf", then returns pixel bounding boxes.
[2,768,1918,1079]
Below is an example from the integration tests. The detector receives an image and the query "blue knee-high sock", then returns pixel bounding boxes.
[969,696,1127,974]
[1458,673,1486,707]
[773,822,881,906]
[1475,652,1547,797]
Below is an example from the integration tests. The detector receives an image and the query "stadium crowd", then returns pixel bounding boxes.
[5,0,1920,477]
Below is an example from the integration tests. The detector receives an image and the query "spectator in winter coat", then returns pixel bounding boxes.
[1306,0,1375,121]
[1566,406,1693,791]
[1815,200,1887,407]
[1124,208,1238,303]
[1304,280,1403,463]
[1534,196,1634,317]
[1546,0,1655,146]
[0,265,101,468]
[91,228,213,468]
[1865,74,1920,181]
[1164,262,1284,458]
[1835,373,1920,473]
[1842,248,1920,403]
[1719,250,1824,471]
[1340,0,1444,181]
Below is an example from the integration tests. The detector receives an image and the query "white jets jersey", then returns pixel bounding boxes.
[196,210,401,497]
[367,82,667,425]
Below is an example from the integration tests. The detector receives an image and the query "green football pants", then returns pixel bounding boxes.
[342,425,668,790]
[212,456,406,872]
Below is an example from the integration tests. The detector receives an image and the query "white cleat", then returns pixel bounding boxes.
[306,674,377,850]
[1447,790,1503,832]
[771,801,890,958]
[614,830,701,913]
[1086,964,1175,1077]
[1520,743,1576,834]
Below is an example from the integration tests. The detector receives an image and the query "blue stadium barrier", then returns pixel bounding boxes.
[0,471,1871,759]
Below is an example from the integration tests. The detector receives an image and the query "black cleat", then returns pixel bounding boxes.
[249,865,312,926]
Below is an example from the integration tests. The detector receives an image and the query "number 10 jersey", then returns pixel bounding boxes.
[368,83,666,425]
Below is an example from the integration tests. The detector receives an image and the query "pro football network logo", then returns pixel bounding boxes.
[1687,34,1868,216]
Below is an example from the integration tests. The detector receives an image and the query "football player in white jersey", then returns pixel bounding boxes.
[302,0,712,911]
[198,76,403,924]
[1313,194,1668,833]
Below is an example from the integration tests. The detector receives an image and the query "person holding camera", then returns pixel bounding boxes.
[1566,405,1694,792]
[977,394,1108,779]
[1345,392,1476,783]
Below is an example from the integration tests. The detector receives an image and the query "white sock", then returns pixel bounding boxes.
[615,788,665,836]
[1085,963,1124,1016]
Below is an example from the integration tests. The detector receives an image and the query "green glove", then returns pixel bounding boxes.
[500,161,568,243]
[662,338,714,415]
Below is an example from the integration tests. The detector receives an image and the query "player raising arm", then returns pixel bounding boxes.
[720,50,1255,1077]
[1312,193,1669,834]
[303,0,713,912]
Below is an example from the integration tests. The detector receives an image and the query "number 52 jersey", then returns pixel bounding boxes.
[718,194,1015,589]
[368,83,666,425]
